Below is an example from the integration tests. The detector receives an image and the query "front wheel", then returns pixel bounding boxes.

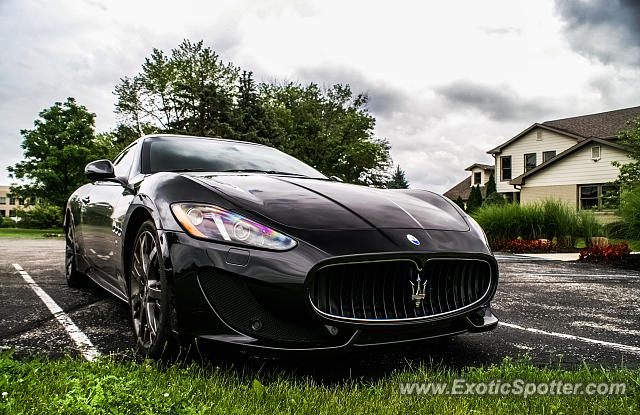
[129,220,176,358]
[65,218,85,287]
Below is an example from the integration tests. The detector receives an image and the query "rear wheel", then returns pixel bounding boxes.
[129,220,176,358]
[65,218,85,287]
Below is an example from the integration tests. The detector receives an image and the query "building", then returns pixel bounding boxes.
[444,106,639,212]
[443,163,495,205]
[487,106,639,209]
[0,185,29,218]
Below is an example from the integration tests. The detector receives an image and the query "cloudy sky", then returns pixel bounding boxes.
[1,0,639,192]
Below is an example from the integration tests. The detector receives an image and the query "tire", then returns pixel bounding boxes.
[65,217,85,287]
[128,219,176,358]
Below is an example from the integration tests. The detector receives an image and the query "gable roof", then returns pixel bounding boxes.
[488,106,640,155]
[465,163,495,171]
[510,137,629,186]
[443,176,490,201]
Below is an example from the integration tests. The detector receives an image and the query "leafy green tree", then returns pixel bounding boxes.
[115,40,239,138]
[484,191,505,205]
[263,82,392,186]
[386,165,410,189]
[115,40,394,186]
[7,98,114,214]
[604,117,640,207]
[486,173,497,195]
[15,202,63,228]
[454,196,465,210]
[466,185,483,212]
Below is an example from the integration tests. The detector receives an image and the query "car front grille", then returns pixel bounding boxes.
[309,258,493,321]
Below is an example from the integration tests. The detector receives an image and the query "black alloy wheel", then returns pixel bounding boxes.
[129,219,175,357]
[65,218,85,287]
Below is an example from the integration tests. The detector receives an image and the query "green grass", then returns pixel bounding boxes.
[0,352,638,414]
[0,227,63,239]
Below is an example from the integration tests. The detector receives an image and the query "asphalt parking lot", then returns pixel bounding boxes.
[1,238,639,379]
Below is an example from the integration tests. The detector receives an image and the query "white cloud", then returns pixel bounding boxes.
[0,0,639,193]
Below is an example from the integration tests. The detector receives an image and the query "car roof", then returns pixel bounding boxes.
[139,134,268,147]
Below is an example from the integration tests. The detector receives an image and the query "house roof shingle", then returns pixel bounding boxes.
[465,163,495,171]
[443,176,490,201]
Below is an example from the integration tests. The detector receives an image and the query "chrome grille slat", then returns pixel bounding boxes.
[310,258,493,321]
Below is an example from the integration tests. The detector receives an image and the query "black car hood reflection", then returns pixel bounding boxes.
[188,173,470,232]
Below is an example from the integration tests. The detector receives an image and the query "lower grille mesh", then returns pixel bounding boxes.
[309,259,492,320]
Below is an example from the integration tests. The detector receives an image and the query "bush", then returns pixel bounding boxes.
[472,199,601,249]
[483,192,505,206]
[493,239,556,253]
[619,186,640,239]
[15,203,63,229]
[579,243,631,263]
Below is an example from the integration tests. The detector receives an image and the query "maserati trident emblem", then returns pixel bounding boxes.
[410,275,427,308]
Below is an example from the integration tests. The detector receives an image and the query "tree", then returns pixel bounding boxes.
[386,165,410,189]
[7,98,114,214]
[454,196,465,210]
[15,202,63,228]
[486,173,497,196]
[484,191,505,205]
[605,117,640,207]
[115,40,394,187]
[263,82,392,186]
[115,40,239,138]
[466,185,483,212]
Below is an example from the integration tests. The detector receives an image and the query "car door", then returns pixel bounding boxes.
[81,143,138,287]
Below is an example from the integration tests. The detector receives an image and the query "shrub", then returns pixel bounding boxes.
[472,199,602,249]
[578,210,602,247]
[579,243,631,263]
[15,203,63,229]
[483,191,505,206]
[493,239,556,253]
[619,186,640,239]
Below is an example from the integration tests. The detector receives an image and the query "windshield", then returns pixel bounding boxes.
[145,136,327,179]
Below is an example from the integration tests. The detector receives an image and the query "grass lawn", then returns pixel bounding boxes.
[0,352,638,414]
[0,228,63,239]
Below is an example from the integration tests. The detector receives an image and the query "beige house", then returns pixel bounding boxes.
[0,185,28,218]
[443,163,495,206]
[486,106,640,210]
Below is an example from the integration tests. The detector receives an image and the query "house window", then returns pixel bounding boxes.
[543,151,556,163]
[0,210,5,217]
[500,156,512,181]
[579,184,617,210]
[9,210,15,217]
[591,146,601,161]
[524,153,537,172]
[474,172,482,185]
[0,197,5,204]
[8,195,15,205]
[19,198,24,205]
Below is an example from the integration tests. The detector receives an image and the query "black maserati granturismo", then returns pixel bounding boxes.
[65,134,498,356]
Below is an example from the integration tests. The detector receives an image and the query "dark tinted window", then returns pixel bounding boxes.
[113,144,138,179]
[542,150,556,163]
[524,153,536,172]
[147,137,326,178]
[501,156,512,180]
[474,172,481,184]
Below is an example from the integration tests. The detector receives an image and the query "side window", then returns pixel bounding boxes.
[113,144,138,179]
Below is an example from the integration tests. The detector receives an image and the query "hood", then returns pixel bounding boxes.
[188,174,469,232]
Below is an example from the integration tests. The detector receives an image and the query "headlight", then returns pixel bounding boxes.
[171,203,297,250]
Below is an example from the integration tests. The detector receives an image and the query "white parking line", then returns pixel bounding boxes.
[501,322,640,354]
[12,263,100,361]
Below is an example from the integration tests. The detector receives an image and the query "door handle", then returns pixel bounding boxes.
[82,196,91,204]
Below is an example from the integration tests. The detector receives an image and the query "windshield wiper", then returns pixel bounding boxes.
[164,168,206,172]
[221,169,309,177]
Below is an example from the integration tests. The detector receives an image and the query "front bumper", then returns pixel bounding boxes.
[162,230,499,351]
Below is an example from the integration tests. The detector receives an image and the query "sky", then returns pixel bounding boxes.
[1,0,639,193]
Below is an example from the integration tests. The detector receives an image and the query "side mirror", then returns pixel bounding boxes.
[85,160,116,181]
